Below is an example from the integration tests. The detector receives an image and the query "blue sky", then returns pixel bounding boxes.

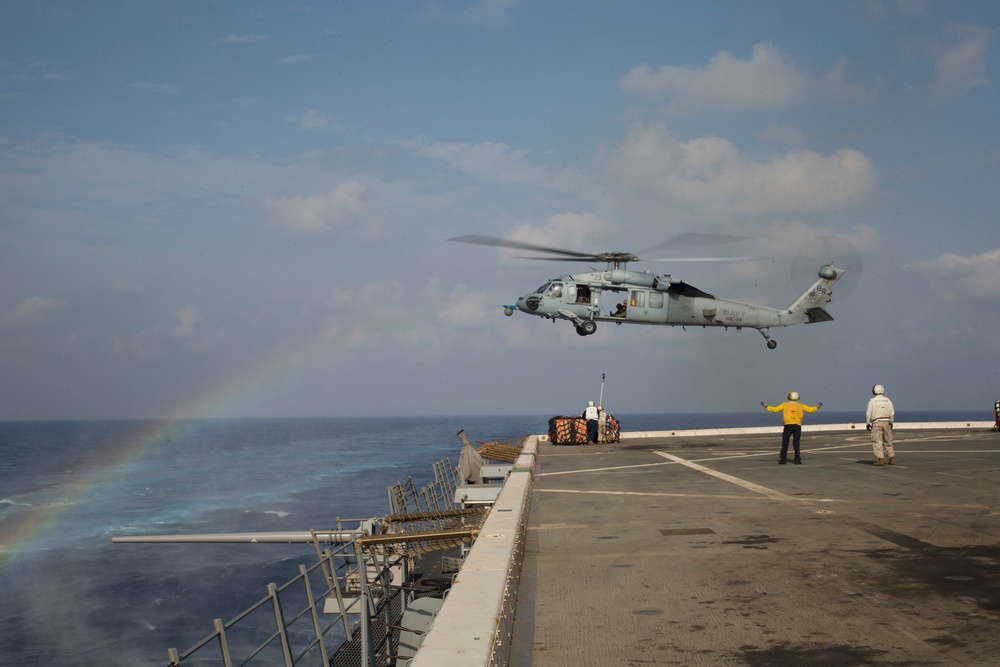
[2,0,999,420]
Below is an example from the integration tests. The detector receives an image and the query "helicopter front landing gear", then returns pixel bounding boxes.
[759,328,777,349]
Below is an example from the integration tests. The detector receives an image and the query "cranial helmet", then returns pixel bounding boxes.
[788,391,800,401]
[588,400,595,406]
[872,384,885,395]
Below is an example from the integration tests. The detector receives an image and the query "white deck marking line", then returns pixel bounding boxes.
[538,448,1000,478]
[653,452,944,551]
[537,488,756,500]
[689,443,863,463]
[537,461,674,477]
[540,444,867,477]
[653,451,819,510]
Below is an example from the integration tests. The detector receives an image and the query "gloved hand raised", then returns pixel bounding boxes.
[817,402,823,408]
[760,401,766,407]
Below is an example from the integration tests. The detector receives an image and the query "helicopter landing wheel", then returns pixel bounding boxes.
[578,320,597,336]
[759,328,777,349]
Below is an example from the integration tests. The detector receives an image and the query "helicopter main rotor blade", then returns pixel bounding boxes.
[639,256,758,262]
[448,235,597,259]
[450,234,757,264]
[637,232,749,256]
[515,255,757,263]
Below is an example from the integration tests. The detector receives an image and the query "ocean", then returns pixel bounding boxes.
[0,411,990,666]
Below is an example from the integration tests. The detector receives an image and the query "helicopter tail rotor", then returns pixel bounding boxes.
[791,235,862,299]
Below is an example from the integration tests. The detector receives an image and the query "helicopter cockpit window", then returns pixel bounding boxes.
[534,283,550,295]
[545,282,563,298]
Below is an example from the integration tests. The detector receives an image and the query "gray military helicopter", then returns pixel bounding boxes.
[450,234,845,349]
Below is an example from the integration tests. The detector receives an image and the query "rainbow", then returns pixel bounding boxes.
[0,334,346,568]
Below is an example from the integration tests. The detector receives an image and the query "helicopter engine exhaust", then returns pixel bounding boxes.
[605,270,664,289]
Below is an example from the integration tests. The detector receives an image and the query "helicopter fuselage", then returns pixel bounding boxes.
[507,265,843,348]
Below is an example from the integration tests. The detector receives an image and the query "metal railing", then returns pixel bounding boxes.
[137,459,468,666]
[165,521,405,667]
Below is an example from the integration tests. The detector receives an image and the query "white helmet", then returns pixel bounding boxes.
[788,391,800,401]
[872,384,885,395]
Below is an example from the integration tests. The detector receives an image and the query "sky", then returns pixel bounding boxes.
[2,0,999,420]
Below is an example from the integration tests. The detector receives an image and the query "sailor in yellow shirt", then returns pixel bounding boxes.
[761,391,821,464]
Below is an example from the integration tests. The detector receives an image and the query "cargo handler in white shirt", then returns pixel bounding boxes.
[866,384,895,466]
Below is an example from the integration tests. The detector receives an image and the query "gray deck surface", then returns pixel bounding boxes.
[510,427,1000,666]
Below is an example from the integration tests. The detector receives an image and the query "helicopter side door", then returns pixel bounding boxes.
[625,289,668,323]
[561,283,599,319]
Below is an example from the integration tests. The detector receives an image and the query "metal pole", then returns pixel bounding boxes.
[110,528,370,544]
[598,372,605,406]
[267,583,295,667]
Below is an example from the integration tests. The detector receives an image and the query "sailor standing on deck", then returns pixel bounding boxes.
[584,400,599,444]
[866,384,895,466]
[762,392,821,464]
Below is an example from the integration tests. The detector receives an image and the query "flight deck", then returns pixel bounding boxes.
[509,425,1000,666]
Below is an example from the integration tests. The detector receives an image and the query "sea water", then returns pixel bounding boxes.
[0,411,990,665]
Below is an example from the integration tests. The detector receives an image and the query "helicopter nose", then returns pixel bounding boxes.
[519,295,540,312]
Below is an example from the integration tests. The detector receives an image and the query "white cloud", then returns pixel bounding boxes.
[754,220,876,260]
[173,305,202,337]
[12,296,65,322]
[112,277,144,295]
[724,221,875,290]
[403,137,591,195]
[895,0,932,19]
[759,122,807,147]
[132,82,179,95]
[260,180,370,233]
[298,108,329,130]
[934,23,989,95]
[422,279,495,326]
[216,34,267,45]
[608,122,876,216]
[278,54,316,65]
[622,42,818,112]
[423,0,522,29]
[405,138,550,185]
[506,212,611,251]
[916,247,1000,299]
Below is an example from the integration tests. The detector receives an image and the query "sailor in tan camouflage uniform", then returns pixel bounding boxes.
[866,384,895,466]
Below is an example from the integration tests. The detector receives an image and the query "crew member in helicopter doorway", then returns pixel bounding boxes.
[583,400,599,444]
[762,391,821,464]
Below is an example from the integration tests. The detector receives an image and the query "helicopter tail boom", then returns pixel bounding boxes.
[783,264,844,325]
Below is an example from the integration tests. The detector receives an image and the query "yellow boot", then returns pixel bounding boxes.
[874,459,884,466]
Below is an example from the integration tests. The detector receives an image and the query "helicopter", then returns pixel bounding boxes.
[450,234,845,349]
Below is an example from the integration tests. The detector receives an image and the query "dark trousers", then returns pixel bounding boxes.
[587,419,598,442]
[780,424,802,461]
